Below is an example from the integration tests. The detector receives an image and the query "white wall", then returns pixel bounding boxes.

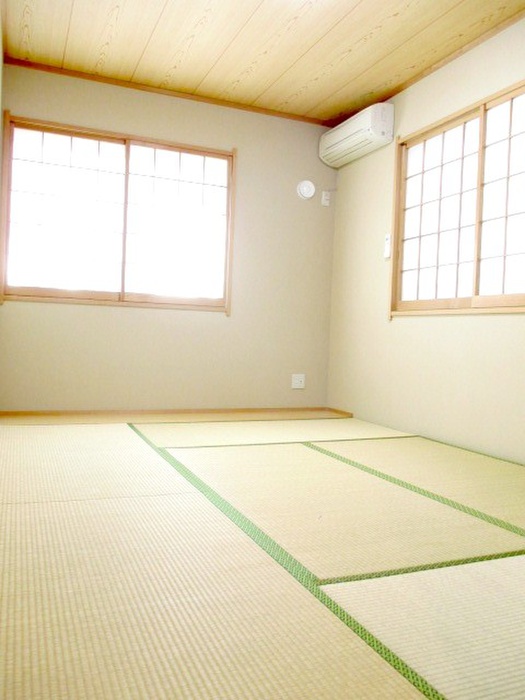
[328,19,525,465]
[0,66,336,411]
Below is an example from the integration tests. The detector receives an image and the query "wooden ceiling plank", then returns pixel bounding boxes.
[131,0,265,92]
[252,0,466,116]
[3,0,525,123]
[3,0,74,66]
[195,0,361,105]
[308,0,525,122]
[63,0,168,80]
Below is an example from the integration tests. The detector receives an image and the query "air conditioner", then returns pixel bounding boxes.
[319,102,394,168]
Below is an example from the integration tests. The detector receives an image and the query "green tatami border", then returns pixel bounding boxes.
[319,549,525,586]
[129,423,445,700]
[159,435,414,450]
[306,442,525,538]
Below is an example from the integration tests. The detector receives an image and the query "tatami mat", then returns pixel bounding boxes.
[135,417,411,447]
[166,442,525,580]
[5,416,524,699]
[317,436,525,530]
[0,423,193,503]
[322,555,525,699]
[1,423,425,699]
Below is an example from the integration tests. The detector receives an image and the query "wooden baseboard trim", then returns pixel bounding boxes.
[0,406,353,419]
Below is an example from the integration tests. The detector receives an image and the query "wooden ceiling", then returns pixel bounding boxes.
[2,0,525,125]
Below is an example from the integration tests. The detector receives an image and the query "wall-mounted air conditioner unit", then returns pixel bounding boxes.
[319,102,394,168]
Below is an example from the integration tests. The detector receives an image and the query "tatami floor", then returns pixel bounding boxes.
[1,410,524,699]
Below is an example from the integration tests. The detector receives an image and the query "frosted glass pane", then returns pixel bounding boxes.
[180,153,204,182]
[43,133,71,165]
[406,143,423,176]
[479,257,504,295]
[42,164,70,196]
[405,174,422,207]
[203,185,227,214]
[179,182,203,207]
[98,172,126,203]
[418,266,437,300]
[424,134,443,170]
[96,201,123,233]
[401,270,418,300]
[127,203,147,234]
[464,118,480,155]
[10,160,43,194]
[511,93,525,136]
[13,128,43,161]
[422,167,441,203]
[420,234,438,267]
[507,173,525,215]
[480,218,505,259]
[457,262,474,297]
[462,153,478,191]
[482,180,507,221]
[205,157,228,186]
[128,174,154,204]
[509,133,525,175]
[402,238,419,270]
[461,189,478,226]
[154,186,179,220]
[154,185,180,229]
[99,142,125,173]
[437,264,457,298]
[154,177,179,201]
[504,254,525,293]
[69,168,98,201]
[9,192,42,225]
[129,145,154,175]
[421,201,439,235]
[506,213,525,254]
[403,207,421,239]
[459,226,475,262]
[64,234,122,292]
[7,221,122,292]
[440,194,460,231]
[486,101,511,145]
[150,202,176,235]
[483,141,509,182]
[8,126,229,301]
[443,126,463,163]
[442,160,461,196]
[7,226,50,286]
[126,223,225,298]
[71,137,99,169]
[439,229,459,265]
[155,148,180,179]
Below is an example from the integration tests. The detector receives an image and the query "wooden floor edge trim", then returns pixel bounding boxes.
[324,407,354,417]
[0,406,353,418]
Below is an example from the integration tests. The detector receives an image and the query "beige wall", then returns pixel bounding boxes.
[0,66,336,411]
[328,19,525,464]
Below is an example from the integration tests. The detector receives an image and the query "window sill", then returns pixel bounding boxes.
[390,305,525,318]
[2,289,229,314]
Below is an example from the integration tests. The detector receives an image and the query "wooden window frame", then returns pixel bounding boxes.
[391,80,525,316]
[0,113,236,313]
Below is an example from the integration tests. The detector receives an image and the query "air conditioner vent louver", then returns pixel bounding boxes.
[319,103,394,168]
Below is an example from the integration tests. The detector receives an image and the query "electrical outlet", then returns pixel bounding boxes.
[291,373,306,389]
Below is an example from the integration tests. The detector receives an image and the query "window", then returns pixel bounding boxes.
[1,115,234,312]
[392,83,525,314]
